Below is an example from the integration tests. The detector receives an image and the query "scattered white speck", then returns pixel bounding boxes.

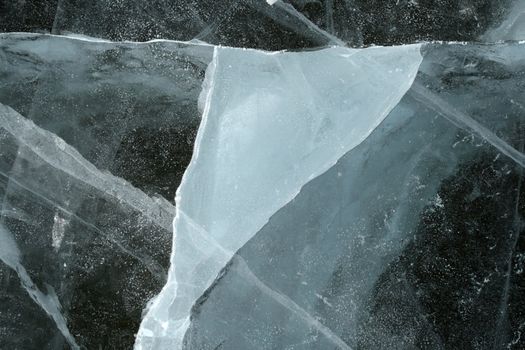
[434,194,444,208]
[52,213,68,250]
[315,293,333,307]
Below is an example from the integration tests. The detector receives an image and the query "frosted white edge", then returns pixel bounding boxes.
[3,32,523,52]
[5,32,525,54]
[0,102,181,345]
[135,43,424,349]
[0,223,80,349]
[0,103,174,231]
[0,32,280,53]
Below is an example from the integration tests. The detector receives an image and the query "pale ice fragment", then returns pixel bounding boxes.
[136,43,423,349]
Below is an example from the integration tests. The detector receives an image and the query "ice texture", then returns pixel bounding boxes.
[135,43,423,349]
[1,1,525,349]
[0,101,171,348]
[0,34,211,349]
[0,0,520,49]
[484,0,525,41]
[0,33,212,200]
[181,42,525,349]
[0,223,79,350]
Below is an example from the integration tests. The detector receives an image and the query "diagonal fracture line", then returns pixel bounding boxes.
[0,103,174,231]
[50,0,64,34]
[0,170,167,282]
[409,82,525,168]
[233,257,353,350]
[193,1,240,41]
[268,0,346,46]
[0,224,80,349]
[179,210,352,350]
[0,104,170,280]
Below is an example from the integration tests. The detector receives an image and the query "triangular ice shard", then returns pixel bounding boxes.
[136,43,423,349]
[182,41,525,350]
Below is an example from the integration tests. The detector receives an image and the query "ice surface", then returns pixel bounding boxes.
[0,223,79,349]
[135,43,423,349]
[484,0,525,41]
[0,102,171,348]
[1,0,520,49]
[0,34,211,349]
[182,42,525,349]
[1,2,524,349]
[0,103,173,232]
[409,82,525,168]
[0,33,212,200]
